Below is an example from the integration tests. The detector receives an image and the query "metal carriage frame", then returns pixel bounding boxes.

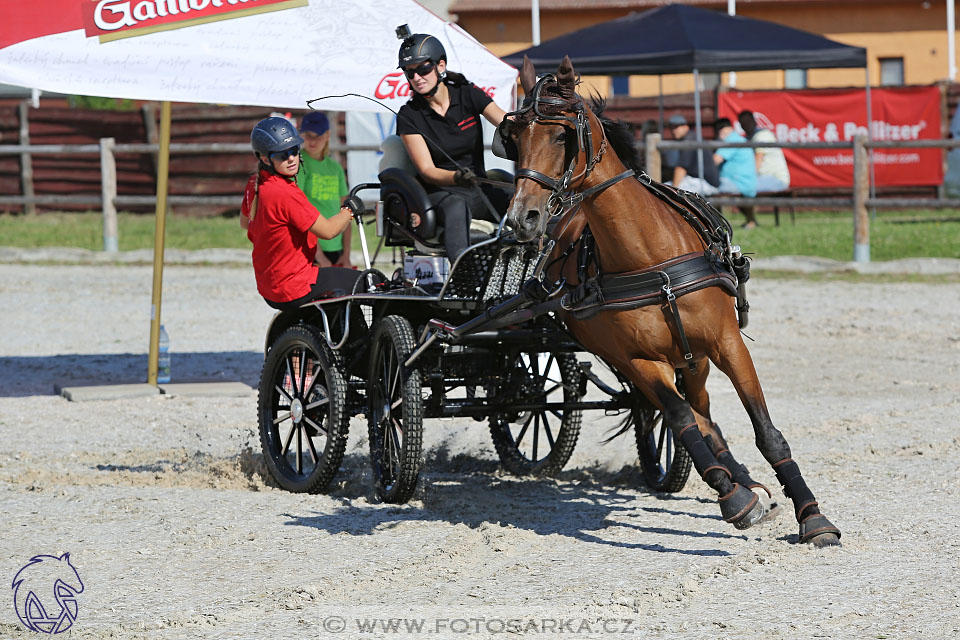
[256,178,693,503]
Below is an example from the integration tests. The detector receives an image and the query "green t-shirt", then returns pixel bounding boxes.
[297,154,348,252]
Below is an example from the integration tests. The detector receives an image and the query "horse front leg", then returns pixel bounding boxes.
[622,358,767,530]
[682,361,781,523]
[711,332,841,546]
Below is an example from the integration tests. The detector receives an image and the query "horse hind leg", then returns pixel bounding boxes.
[711,334,841,546]
[625,358,766,530]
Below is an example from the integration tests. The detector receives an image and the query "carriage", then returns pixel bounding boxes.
[255,161,691,504]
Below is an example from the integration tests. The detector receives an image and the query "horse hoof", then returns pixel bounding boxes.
[810,532,841,548]
[799,514,842,546]
[719,484,762,530]
[753,489,782,525]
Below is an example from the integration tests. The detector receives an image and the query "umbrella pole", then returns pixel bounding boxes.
[694,69,704,183]
[147,101,172,386]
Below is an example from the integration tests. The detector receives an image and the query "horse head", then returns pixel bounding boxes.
[503,55,606,242]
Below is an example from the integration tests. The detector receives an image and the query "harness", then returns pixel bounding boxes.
[500,75,751,372]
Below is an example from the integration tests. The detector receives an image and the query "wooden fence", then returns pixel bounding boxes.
[0,99,340,215]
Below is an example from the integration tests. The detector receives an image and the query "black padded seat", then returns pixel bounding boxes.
[311,266,364,299]
[379,167,443,250]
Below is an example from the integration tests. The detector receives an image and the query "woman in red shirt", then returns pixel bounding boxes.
[241,116,363,310]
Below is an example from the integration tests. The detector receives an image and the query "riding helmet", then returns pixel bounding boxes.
[397,33,446,68]
[250,116,304,156]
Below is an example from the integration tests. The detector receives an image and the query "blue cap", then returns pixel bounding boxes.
[301,111,330,135]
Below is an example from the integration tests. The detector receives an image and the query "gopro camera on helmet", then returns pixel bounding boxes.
[395,24,412,40]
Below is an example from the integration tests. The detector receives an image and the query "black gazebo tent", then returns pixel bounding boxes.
[503,4,868,192]
[502,4,866,75]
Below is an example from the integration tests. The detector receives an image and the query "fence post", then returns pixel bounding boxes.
[100,137,118,252]
[853,133,870,263]
[17,101,36,216]
[141,103,159,176]
[644,133,661,182]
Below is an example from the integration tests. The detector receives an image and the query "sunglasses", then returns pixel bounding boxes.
[404,62,435,79]
[269,146,300,160]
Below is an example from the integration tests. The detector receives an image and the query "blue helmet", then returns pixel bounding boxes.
[250,116,304,157]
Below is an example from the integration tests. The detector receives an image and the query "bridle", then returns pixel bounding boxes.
[498,74,635,217]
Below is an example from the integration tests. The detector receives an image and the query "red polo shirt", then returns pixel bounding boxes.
[244,170,320,303]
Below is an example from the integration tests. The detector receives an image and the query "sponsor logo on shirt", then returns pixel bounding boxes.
[458,116,477,131]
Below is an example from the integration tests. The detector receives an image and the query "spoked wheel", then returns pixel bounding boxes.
[635,406,692,493]
[489,351,582,476]
[258,325,348,493]
[367,315,423,504]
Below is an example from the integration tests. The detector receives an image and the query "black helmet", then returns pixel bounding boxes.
[398,33,446,68]
[250,116,304,157]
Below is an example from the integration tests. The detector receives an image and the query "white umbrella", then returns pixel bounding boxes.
[1,0,517,383]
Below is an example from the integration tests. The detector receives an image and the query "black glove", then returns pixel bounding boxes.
[342,195,365,218]
[453,168,478,188]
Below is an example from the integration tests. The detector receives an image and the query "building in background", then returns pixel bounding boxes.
[450,0,959,97]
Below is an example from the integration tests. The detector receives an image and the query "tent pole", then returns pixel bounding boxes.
[658,75,664,133]
[147,101,172,386]
[694,68,704,184]
[531,0,541,46]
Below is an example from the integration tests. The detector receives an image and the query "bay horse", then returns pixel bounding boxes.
[501,56,840,546]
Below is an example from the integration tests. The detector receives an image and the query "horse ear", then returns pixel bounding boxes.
[557,55,576,99]
[520,56,536,94]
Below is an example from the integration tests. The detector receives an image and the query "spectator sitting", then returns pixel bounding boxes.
[738,110,790,193]
[713,118,757,201]
[663,113,720,196]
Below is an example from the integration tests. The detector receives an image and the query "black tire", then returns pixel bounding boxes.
[367,315,423,503]
[635,407,692,493]
[489,351,582,476]
[258,324,348,493]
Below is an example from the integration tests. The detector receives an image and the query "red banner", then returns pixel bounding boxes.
[718,86,942,188]
[82,0,305,43]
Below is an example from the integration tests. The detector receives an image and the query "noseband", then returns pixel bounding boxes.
[503,75,634,216]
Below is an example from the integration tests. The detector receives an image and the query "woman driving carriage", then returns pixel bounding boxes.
[395,28,511,259]
[241,116,364,311]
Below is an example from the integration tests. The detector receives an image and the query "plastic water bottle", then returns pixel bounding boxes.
[158,325,171,384]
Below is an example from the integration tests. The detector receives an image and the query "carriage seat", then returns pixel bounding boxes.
[378,135,503,255]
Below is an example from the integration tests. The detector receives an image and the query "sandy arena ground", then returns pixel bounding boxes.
[1,261,959,639]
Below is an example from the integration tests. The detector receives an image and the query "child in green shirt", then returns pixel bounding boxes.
[297,111,352,267]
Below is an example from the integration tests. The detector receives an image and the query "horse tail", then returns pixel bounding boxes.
[601,410,634,444]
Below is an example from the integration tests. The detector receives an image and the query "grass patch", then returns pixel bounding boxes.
[731,210,960,261]
[0,212,378,253]
[1,209,958,261]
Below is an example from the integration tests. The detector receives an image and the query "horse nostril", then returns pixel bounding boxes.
[524,210,540,226]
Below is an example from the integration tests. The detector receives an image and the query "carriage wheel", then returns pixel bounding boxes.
[635,407,692,493]
[367,315,423,504]
[489,351,582,476]
[258,325,348,493]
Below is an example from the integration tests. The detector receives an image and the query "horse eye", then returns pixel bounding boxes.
[555,131,566,144]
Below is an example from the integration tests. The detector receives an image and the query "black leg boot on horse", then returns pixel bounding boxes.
[503,54,840,546]
[682,361,781,524]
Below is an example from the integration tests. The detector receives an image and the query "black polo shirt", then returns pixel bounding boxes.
[396,81,493,177]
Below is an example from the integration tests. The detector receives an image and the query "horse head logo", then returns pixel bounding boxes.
[11,553,84,634]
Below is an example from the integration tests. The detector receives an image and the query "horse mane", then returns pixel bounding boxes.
[589,95,643,174]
